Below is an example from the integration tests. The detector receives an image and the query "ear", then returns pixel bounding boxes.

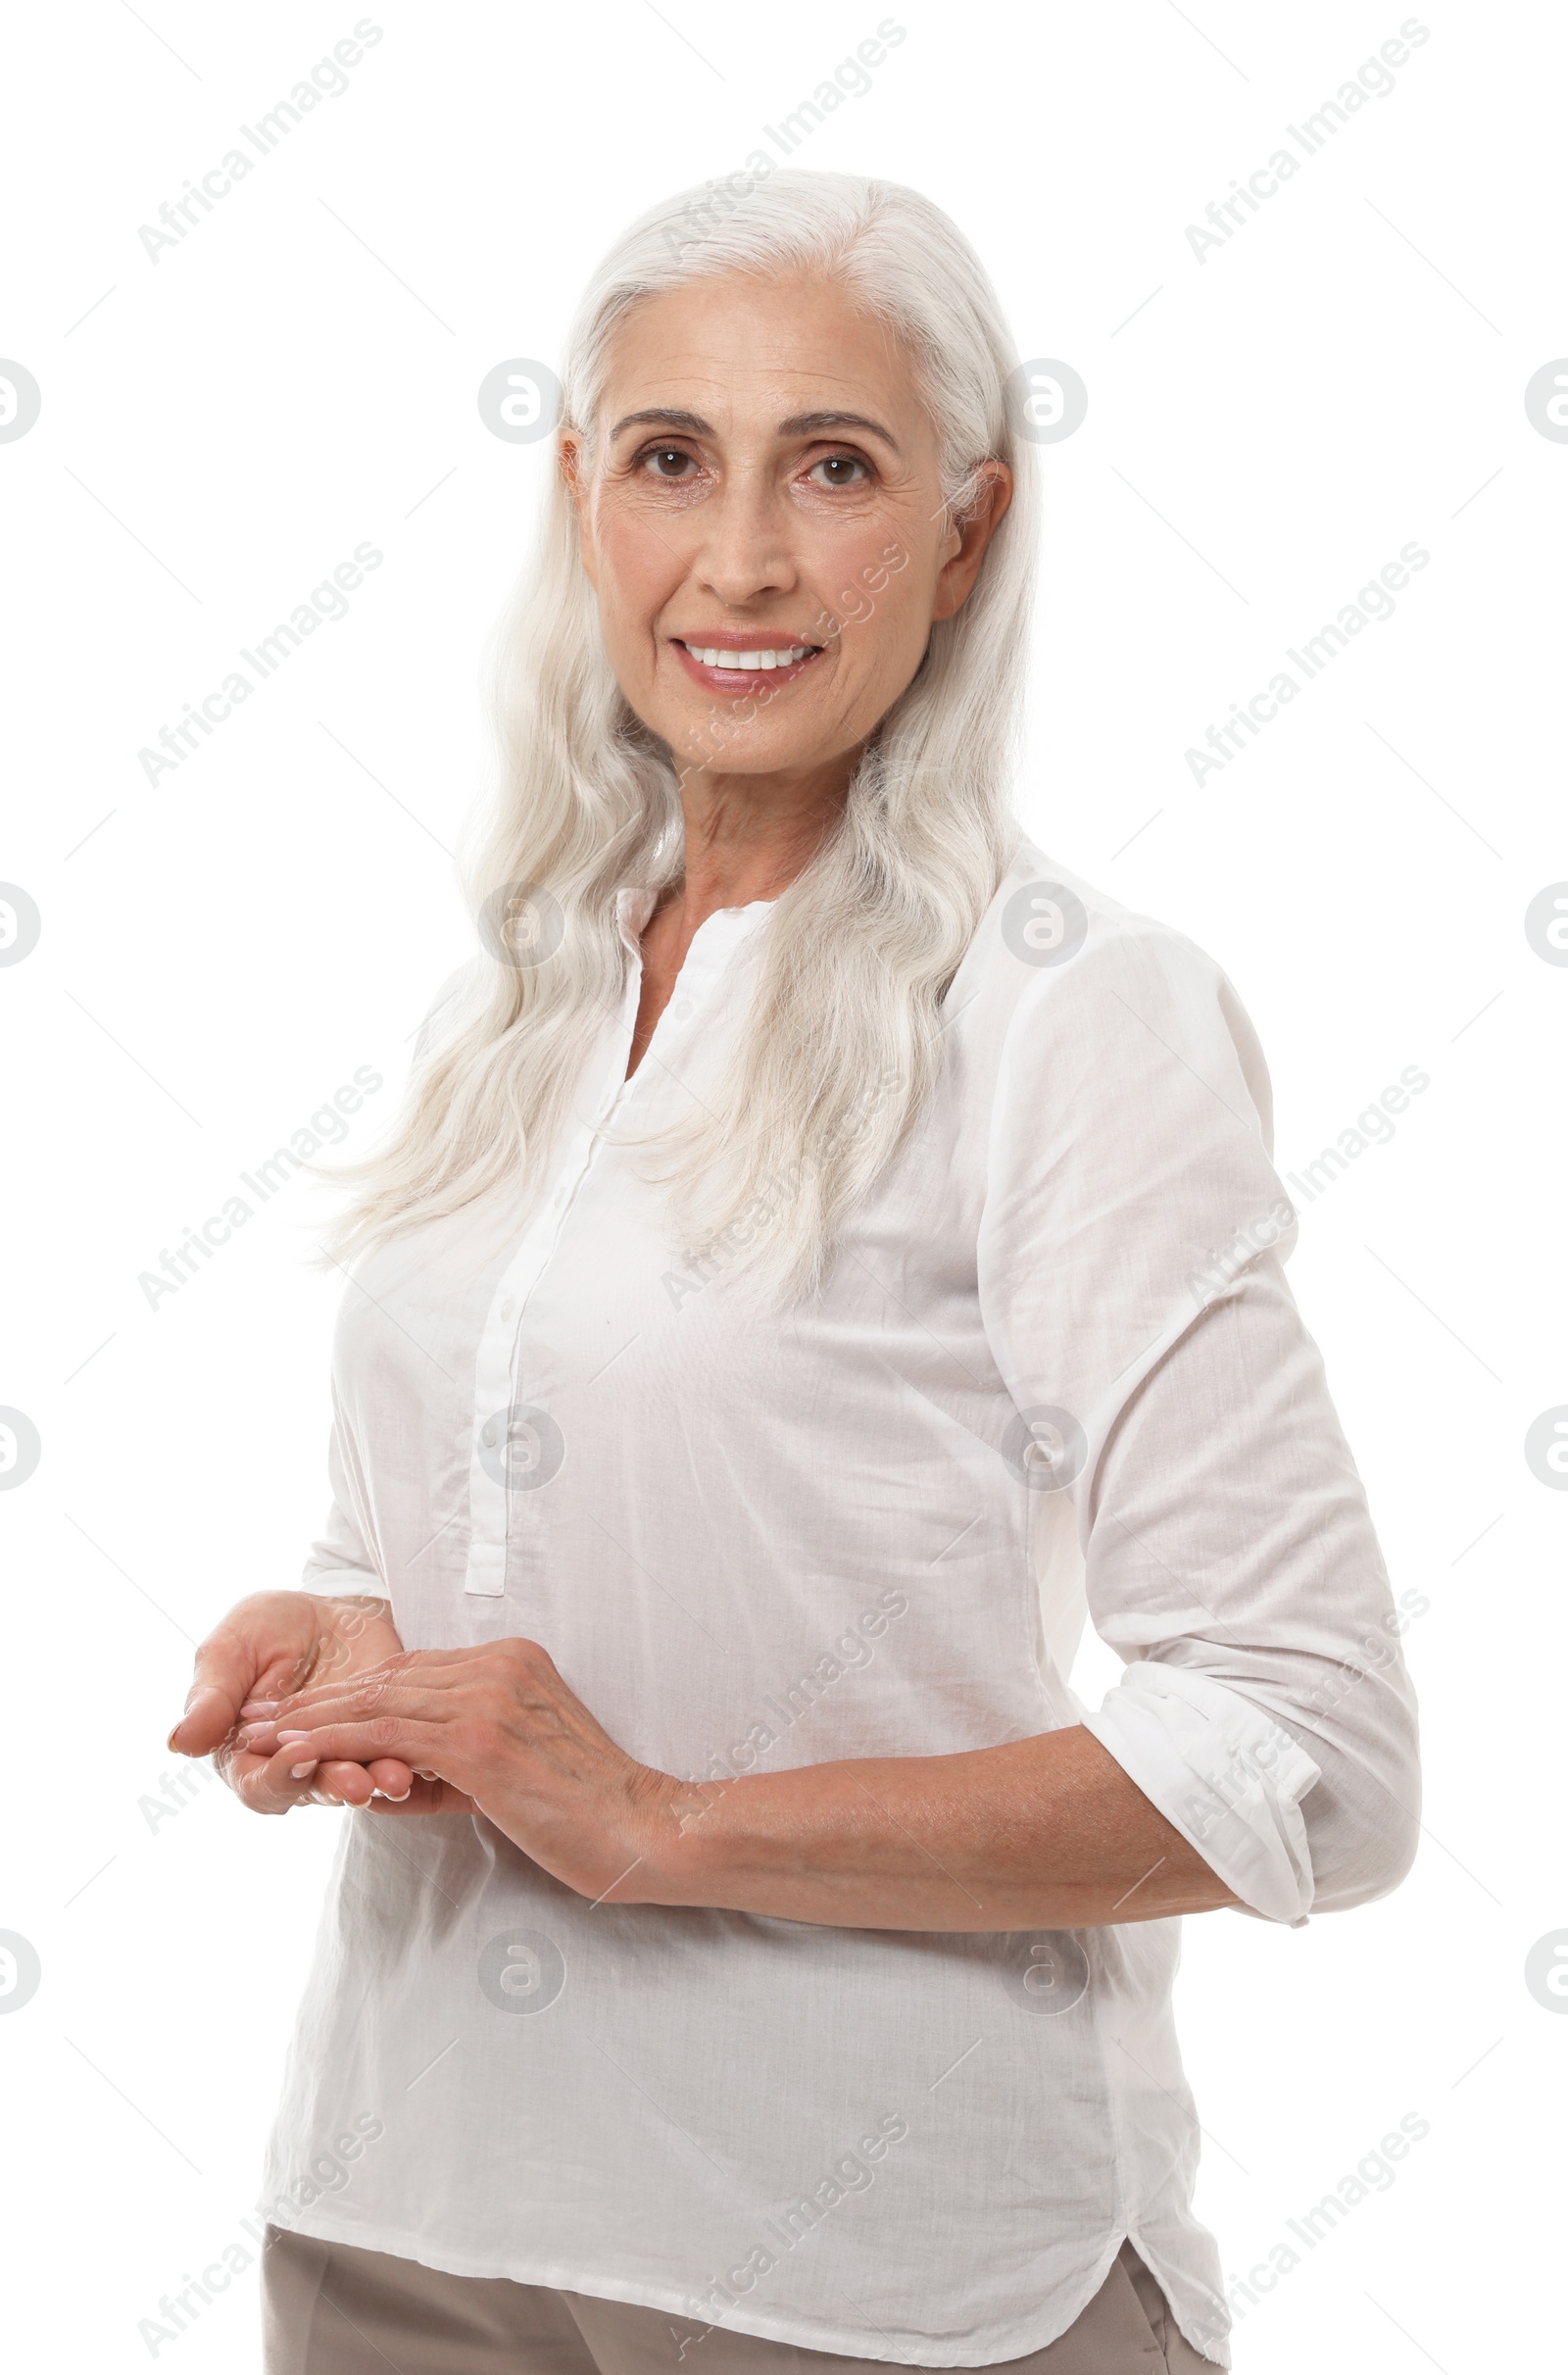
[559,430,599,591]
[930,461,1012,623]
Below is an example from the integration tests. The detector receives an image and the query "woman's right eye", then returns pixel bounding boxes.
[639,447,698,479]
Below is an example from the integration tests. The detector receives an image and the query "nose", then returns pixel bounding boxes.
[689,472,801,610]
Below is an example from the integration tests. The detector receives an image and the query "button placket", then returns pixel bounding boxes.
[463,1135,593,1596]
[613,901,772,1108]
[462,959,643,1598]
[462,894,773,1595]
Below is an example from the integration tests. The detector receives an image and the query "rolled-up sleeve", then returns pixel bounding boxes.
[977,910,1421,1924]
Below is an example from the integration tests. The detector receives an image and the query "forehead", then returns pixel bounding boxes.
[598,272,928,440]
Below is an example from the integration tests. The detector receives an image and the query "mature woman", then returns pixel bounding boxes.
[170,173,1419,2373]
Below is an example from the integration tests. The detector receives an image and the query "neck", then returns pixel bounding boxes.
[666,751,856,925]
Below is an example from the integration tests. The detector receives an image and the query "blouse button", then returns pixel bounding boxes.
[673,997,692,1021]
[500,1299,515,1322]
[480,1419,498,1449]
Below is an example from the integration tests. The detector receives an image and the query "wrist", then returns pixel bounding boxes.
[617,1766,730,1907]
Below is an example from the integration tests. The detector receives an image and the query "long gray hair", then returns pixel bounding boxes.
[321,170,1038,1301]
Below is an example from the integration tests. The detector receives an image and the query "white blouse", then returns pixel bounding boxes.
[263,843,1419,2369]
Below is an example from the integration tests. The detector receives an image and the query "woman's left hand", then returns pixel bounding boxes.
[235,1640,674,1902]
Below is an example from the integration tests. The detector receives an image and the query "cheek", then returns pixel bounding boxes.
[590,508,684,645]
[827,553,935,691]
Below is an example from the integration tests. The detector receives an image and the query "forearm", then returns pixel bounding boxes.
[632,1723,1239,1931]
[243,1650,1242,1923]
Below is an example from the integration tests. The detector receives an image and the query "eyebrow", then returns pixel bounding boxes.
[779,410,901,452]
[610,408,711,440]
[608,406,902,454]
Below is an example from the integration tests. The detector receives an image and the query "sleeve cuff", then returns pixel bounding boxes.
[301,1561,384,1595]
[1082,1663,1321,1925]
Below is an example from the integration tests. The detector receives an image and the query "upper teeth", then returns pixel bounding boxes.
[686,644,812,670]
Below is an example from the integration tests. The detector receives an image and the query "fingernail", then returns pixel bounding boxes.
[290,1761,318,1781]
[276,1730,312,1745]
[166,1725,184,1753]
[239,1700,278,1718]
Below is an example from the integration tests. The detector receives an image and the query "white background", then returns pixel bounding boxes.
[1,2,1563,2367]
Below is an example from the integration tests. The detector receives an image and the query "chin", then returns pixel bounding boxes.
[673,735,829,778]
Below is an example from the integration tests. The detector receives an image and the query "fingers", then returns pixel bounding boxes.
[235,1690,433,1795]
[310,1757,417,1807]
[260,1720,435,1770]
[312,1759,374,1807]
[241,1675,437,1746]
[365,1776,477,1816]
[254,1638,534,1741]
[219,1740,417,1814]
[341,1644,509,1673]
[170,1594,318,1757]
[224,1745,336,1817]
[169,1681,240,1757]
[281,1660,462,1710]
[269,1642,522,1725]
[203,1630,507,1809]
[184,1629,531,1759]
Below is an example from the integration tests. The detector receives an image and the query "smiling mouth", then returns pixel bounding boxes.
[672,638,825,674]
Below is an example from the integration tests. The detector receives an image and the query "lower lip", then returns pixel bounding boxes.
[671,642,824,695]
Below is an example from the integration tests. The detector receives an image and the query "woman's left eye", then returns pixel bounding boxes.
[808,454,870,489]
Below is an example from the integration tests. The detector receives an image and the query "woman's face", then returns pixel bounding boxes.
[564,270,1010,786]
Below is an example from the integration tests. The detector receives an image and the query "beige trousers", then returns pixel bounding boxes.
[262,2224,1221,2373]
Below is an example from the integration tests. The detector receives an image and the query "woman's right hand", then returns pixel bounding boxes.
[168,1591,416,1812]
